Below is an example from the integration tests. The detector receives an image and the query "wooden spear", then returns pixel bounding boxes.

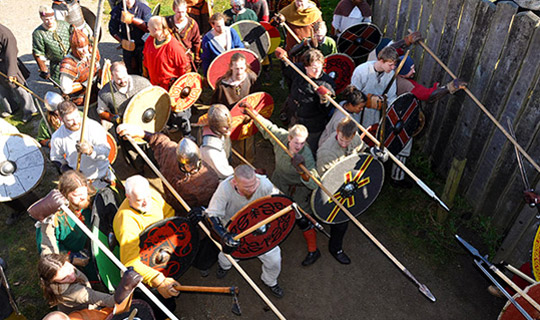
[244,107,436,302]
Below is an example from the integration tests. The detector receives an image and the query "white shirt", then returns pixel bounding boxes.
[332,6,372,36]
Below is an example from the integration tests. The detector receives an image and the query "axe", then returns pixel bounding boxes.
[173,284,242,315]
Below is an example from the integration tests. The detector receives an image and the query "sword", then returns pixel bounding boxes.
[276,54,450,212]
[473,260,533,320]
[455,235,540,313]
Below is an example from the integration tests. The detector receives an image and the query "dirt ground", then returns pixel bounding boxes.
[0,0,510,319]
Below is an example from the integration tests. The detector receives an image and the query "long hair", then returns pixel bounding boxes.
[223,52,254,80]
[38,253,69,306]
[58,170,96,198]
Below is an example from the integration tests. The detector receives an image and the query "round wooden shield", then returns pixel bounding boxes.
[324,53,355,95]
[311,153,384,224]
[106,132,117,165]
[139,217,199,280]
[207,49,261,90]
[532,224,540,281]
[337,23,382,59]
[169,72,202,112]
[230,92,274,141]
[123,86,171,134]
[260,21,281,54]
[227,195,295,259]
[498,282,540,320]
[100,59,112,89]
[231,20,270,61]
[0,134,45,202]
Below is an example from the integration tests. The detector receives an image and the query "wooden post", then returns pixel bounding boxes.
[436,158,466,223]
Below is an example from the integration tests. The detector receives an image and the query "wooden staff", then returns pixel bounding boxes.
[124,136,287,320]
[281,22,301,44]
[0,70,52,135]
[77,0,104,170]
[277,54,449,211]
[122,0,132,43]
[231,147,331,238]
[408,29,540,174]
[174,284,239,294]
[58,204,178,319]
[233,205,293,240]
[244,107,436,302]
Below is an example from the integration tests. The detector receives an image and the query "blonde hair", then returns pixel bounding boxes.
[288,124,308,139]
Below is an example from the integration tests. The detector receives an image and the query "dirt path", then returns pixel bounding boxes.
[0,1,511,319]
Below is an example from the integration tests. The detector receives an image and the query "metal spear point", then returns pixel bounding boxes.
[403,268,436,302]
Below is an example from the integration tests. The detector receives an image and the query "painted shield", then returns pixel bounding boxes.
[230,92,274,141]
[207,49,261,90]
[106,132,118,165]
[81,6,103,42]
[123,86,171,134]
[498,282,540,320]
[100,59,112,89]
[169,72,202,112]
[337,23,382,59]
[139,217,199,280]
[260,21,281,54]
[107,299,155,320]
[0,134,45,202]
[532,224,540,281]
[324,54,355,95]
[311,153,384,224]
[91,187,123,292]
[227,195,295,259]
[379,93,420,154]
[231,21,271,61]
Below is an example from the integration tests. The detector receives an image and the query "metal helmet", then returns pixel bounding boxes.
[208,104,232,137]
[44,91,64,112]
[70,28,89,59]
[65,1,85,28]
[176,138,201,175]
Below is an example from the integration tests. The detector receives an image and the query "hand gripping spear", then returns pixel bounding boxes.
[230,147,331,238]
[275,53,449,211]
[124,136,287,320]
[408,29,540,174]
[243,107,436,302]
[456,234,540,316]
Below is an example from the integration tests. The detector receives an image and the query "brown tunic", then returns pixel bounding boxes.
[165,16,202,65]
[146,132,220,214]
[210,70,260,109]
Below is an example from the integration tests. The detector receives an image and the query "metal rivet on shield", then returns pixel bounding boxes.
[0,161,16,176]
[142,108,156,123]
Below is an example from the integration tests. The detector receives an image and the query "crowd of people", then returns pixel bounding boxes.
[0,0,476,318]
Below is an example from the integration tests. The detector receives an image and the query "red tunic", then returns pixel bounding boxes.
[143,36,189,90]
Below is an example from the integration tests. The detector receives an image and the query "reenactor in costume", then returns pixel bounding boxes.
[37,92,64,149]
[351,46,398,128]
[201,13,245,73]
[116,124,220,214]
[32,6,72,84]
[97,61,152,125]
[109,0,152,75]
[245,0,270,22]
[224,0,259,25]
[247,105,322,266]
[113,175,180,319]
[316,118,365,264]
[390,55,466,188]
[0,24,37,122]
[58,28,101,106]
[51,0,70,21]
[143,16,191,134]
[166,0,202,70]
[206,165,285,298]
[186,0,212,35]
[278,0,322,52]
[366,32,423,61]
[211,52,260,161]
[275,47,335,153]
[50,101,113,189]
[289,21,337,58]
[332,0,372,36]
[200,104,234,179]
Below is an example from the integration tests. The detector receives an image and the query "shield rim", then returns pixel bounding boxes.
[0,133,45,202]
[324,53,355,95]
[229,92,274,141]
[337,22,382,59]
[260,21,281,54]
[122,85,171,134]
[498,281,540,320]
[106,132,117,164]
[138,216,200,280]
[227,194,295,259]
[310,152,384,224]
[230,20,271,61]
[206,48,262,90]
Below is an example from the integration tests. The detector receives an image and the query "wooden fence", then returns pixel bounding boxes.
[371,0,540,265]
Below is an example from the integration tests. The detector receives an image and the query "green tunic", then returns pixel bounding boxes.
[32,21,71,82]
[316,132,364,174]
[224,8,259,25]
[254,115,319,211]
[318,36,338,57]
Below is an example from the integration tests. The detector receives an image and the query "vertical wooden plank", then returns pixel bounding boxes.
[377,0,390,35]
[411,0,434,69]
[437,1,516,181]
[466,12,540,207]
[416,0,450,84]
[385,0,401,39]
[424,0,478,156]
[395,0,412,40]
[372,0,384,26]
[407,0,422,36]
